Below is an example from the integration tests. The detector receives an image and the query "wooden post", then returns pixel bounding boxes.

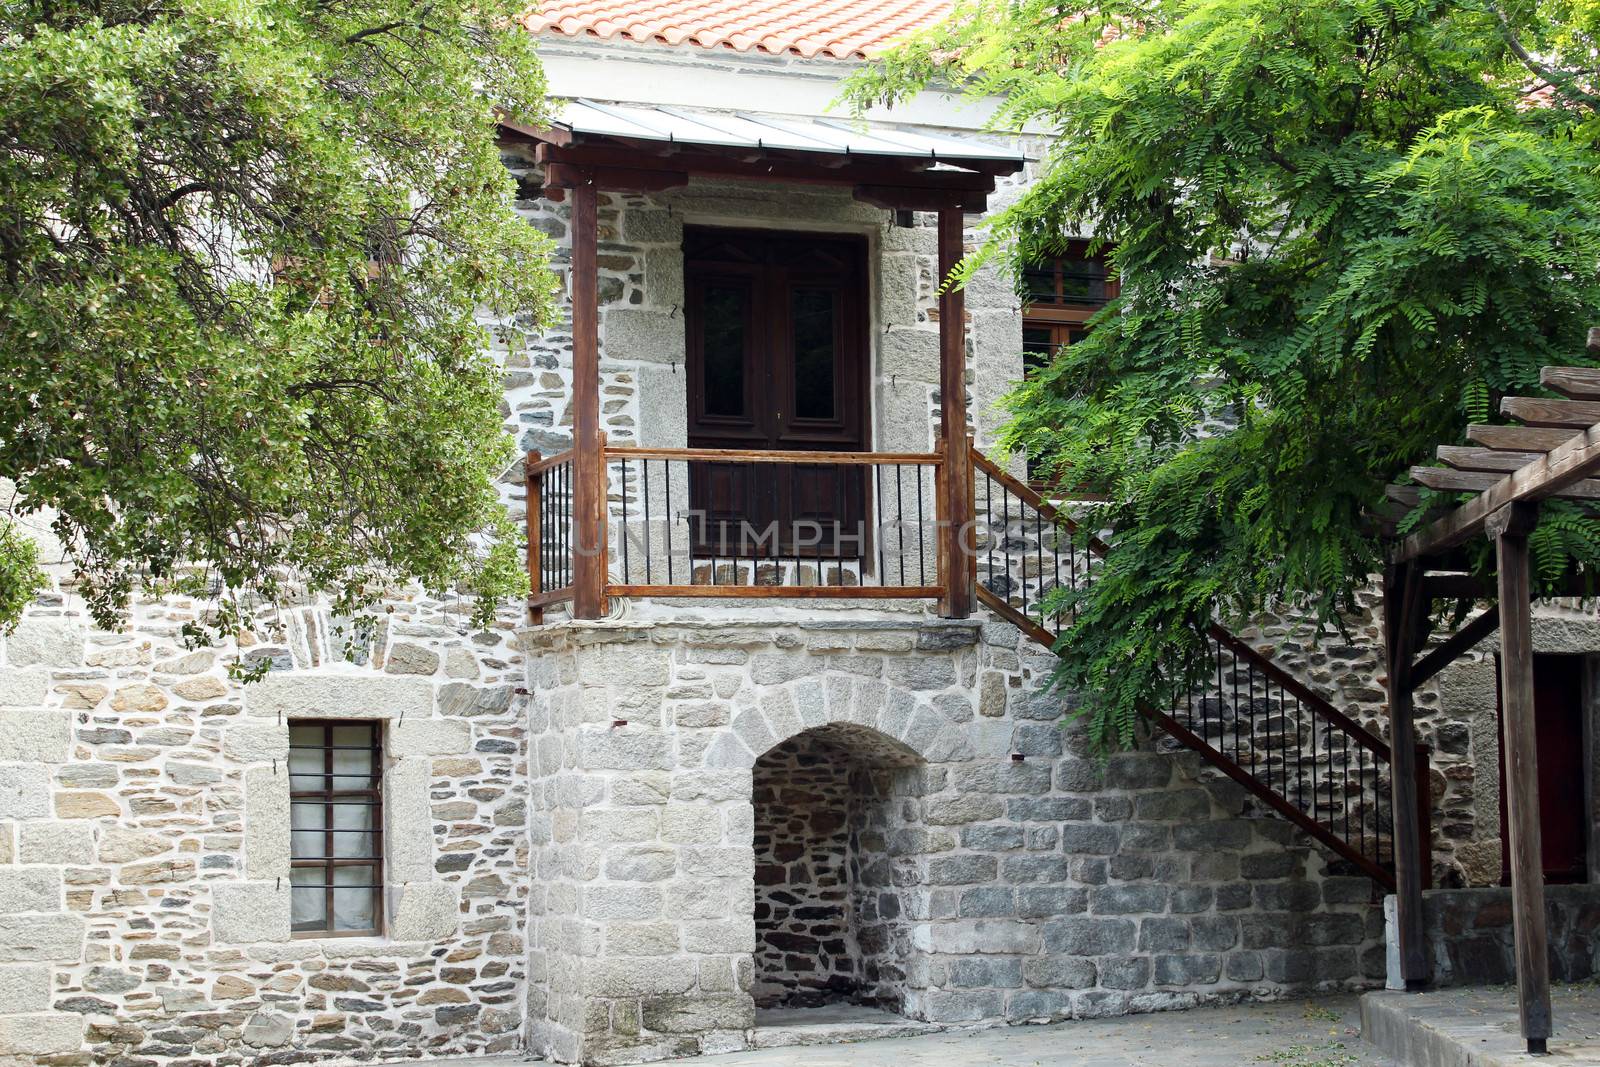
[1489,500,1552,1054]
[936,205,973,619]
[1382,561,1430,989]
[570,182,606,620]
[526,451,543,626]
[1414,743,1434,890]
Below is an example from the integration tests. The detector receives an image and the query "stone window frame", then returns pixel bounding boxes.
[213,674,461,946]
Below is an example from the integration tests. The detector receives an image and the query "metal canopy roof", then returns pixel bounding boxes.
[553,99,1026,172]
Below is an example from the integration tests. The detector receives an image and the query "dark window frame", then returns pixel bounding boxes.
[288,720,385,939]
[1021,242,1117,500]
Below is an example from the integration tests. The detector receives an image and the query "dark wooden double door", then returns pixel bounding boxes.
[685,228,867,557]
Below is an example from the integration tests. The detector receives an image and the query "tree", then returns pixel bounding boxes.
[1,0,554,647]
[847,0,1600,749]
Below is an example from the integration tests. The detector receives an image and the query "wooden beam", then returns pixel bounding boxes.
[1467,423,1581,452]
[1540,365,1600,400]
[1408,605,1499,690]
[1394,419,1600,562]
[854,185,989,213]
[542,163,688,194]
[569,184,607,620]
[1382,562,1431,987]
[1437,446,1543,473]
[1501,395,1600,428]
[536,142,997,196]
[1385,484,1423,507]
[1410,465,1600,499]
[937,206,973,619]
[1489,501,1552,1054]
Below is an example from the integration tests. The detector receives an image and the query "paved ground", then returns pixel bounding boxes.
[1362,984,1600,1066]
[701,996,1393,1067]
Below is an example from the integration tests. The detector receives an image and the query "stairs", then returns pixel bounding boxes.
[970,447,1423,890]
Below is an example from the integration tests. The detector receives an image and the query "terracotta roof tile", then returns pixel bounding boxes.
[521,0,953,60]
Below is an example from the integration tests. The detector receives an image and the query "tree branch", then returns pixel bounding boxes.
[1487,1,1600,110]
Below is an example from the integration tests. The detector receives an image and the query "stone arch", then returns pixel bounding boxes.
[706,687,972,770]
[748,720,925,1014]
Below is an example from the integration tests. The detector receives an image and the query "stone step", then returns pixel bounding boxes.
[1361,987,1600,1067]
[750,1005,948,1049]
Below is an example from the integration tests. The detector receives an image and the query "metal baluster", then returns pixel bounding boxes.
[894,465,905,586]
[875,464,886,587]
[1053,516,1062,635]
[985,470,995,600]
[915,464,926,586]
[1034,505,1043,629]
[1214,638,1226,752]
[1357,744,1368,863]
[1003,488,1012,608]
[642,458,652,585]
[665,461,675,585]
[1342,732,1351,847]
[620,458,630,584]
[1245,656,1256,782]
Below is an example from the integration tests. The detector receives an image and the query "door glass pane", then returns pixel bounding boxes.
[792,288,836,420]
[703,284,747,417]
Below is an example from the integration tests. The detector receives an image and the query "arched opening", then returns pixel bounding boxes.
[751,722,922,1019]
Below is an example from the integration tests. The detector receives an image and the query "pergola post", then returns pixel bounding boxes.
[936,205,973,619]
[1489,500,1551,1055]
[569,181,607,620]
[1381,561,1430,989]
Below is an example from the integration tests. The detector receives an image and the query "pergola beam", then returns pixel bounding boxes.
[1407,605,1500,690]
[1394,420,1600,562]
[1501,395,1600,428]
[1467,423,1582,452]
[1410,464,1600,499]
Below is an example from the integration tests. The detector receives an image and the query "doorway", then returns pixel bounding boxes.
[1498,652,1592,884]
[750,723,916,1014]
[684,227,868,558]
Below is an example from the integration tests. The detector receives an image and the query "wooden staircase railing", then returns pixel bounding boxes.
[971,447,1429,891]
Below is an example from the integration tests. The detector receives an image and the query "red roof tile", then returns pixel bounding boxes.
[521,0,954,60]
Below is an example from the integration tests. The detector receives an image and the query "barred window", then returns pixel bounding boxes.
[289,722,383,936]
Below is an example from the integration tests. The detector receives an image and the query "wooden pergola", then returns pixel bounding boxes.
[1383,338,1600,1055]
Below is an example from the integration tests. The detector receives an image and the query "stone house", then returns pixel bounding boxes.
[0,3,1596,1067]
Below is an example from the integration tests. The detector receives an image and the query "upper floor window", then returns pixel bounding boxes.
[1019,243,1117,496]
[289,721,384,937]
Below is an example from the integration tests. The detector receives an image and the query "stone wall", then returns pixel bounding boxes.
[1384,885,1600,988]
[750,727,919,1012]
[519,614,1385,1065]
[752,733,860,1009]
[0,589,531,1066]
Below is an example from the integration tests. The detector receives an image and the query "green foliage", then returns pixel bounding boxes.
[0,0,555,636]
[848,0,1600,750]
[0,520,45,633]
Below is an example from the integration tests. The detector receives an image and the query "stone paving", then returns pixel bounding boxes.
[697,996,1393,1067]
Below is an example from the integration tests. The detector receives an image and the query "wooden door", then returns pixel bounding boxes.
[1498,653,1590,884]
[684,228,867,558]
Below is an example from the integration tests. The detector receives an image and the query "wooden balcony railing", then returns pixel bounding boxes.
[525,435,975,621]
